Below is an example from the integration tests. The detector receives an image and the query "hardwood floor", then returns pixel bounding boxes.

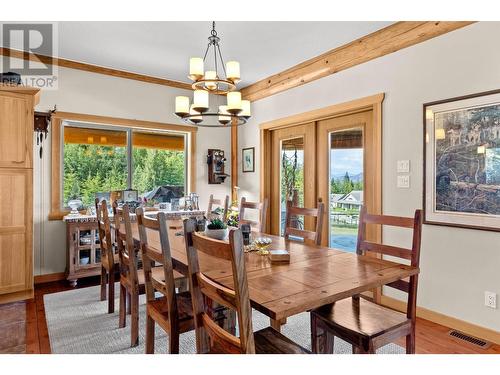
[0,277,498,354]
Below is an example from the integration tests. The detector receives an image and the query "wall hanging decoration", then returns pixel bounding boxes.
[242,147,255,172]
[207,149,229,184]
[34,105,56,159]
[424,89,500,231]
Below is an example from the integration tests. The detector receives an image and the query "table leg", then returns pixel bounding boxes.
[270,318,287,332]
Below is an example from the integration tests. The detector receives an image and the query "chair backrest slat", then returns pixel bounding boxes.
[284,199,325,245]
[184,218,255,354]
[113,203,139,286]
[358,241,412,260]
[239,197,268,233]
[207,194,229,221]
[137,208,178,323]
[356,206,422,321]
[95,199,114,269]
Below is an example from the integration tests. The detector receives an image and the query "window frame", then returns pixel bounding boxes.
[50,111,197,220]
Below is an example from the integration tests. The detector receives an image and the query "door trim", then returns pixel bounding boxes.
[260,93,384,301]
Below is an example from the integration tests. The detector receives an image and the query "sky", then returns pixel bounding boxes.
[330,148,363,178]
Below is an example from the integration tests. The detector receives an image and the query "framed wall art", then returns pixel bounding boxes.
[242,147,255,173]
[424,89,500,231]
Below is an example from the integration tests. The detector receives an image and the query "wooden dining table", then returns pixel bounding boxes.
[117,219,419,332]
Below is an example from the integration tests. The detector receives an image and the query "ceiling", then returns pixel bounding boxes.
[2,21,392,87]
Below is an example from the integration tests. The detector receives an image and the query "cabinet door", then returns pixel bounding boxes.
[0,92,32,168]
[0,169,33,294]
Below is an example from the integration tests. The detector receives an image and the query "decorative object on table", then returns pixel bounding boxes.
[226,205,239,227]
[122,189,138,202]
[269,249,290,263]
[34,105,56,159]
[142,197,157,208]
[94,192,111,204]
[240,223,251,245]
[424,89,500,231]
[204,218,228,240]
[189,192,200,210]
[158,202,171,210]
[207,148,229,184]
[254,236,272,255]
[183,195,193,210]
[196,217,206,232]
[110,190,123,206]
[67,181,83,215]
[242,147,255,173]
[173,21,251,128]
[171,198,180,211]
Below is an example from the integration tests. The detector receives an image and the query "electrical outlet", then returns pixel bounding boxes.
[484,291,497,309]
[397,160,410,173]
[397,175,410,188]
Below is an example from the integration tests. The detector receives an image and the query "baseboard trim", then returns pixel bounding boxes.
[34,272,66,285]
[380,295,500,345]
[0,289,34,304]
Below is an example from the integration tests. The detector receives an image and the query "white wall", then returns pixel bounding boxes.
[1,57,232,277]
[238,22,500,331]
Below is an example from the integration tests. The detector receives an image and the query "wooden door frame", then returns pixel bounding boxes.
[259,92,384,239]
[260,93,384,301]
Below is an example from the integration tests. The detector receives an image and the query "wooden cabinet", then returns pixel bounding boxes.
[0,89,35,168]
[65,218,108,287]
[0,86,39,304]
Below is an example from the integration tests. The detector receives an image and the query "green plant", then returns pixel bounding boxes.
[69,180,81,200]
[207,218,227,230]
[226,209,239,227]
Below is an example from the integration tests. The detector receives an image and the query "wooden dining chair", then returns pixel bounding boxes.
[207,194,229,221]
[136,208,194,354]
[310,206,422,354]
[95,199,118,313]
[284,199,325,245]
[114,203,187,347]
[239,197,268,233]
[183,218,309,354]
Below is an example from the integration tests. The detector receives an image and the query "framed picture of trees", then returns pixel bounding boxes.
[424,89,500,231]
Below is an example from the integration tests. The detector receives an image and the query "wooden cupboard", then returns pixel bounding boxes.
[0,85,39,304]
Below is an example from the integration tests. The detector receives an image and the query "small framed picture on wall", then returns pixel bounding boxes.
[242,147,255,173]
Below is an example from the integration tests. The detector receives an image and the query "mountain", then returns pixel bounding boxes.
[331,172,363,183]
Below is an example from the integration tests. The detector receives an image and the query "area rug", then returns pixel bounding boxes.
[44,284,405,354]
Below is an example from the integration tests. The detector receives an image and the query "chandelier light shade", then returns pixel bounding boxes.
[174,22,251,127]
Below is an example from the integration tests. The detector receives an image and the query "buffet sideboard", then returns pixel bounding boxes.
[63,209,204,286]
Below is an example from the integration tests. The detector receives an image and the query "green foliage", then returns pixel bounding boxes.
[281,149,304,206]
[63,142,185,208]
[330,172,362,194]
[207,218,227,230]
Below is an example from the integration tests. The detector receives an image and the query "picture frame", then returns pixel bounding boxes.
[423,89,500,231]
[242,147,255,173]
[122,189,138,202]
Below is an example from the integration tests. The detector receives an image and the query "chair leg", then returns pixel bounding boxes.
[406,332,416,354]
[145,313,155,354]
[119,284,126,328]
[353,342,375,354]
[130,291,139,347]
[127,292,132,315]
[108,268,115,314]
[169,324,180,354]
[100,267,107,301]
[311,314,334,354]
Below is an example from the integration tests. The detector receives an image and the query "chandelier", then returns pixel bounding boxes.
[174,22,251,127]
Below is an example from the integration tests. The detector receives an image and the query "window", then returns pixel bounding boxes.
[62,123,188,209]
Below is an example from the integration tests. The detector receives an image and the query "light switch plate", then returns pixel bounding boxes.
[397,160,410,173]
[397,175,410,188]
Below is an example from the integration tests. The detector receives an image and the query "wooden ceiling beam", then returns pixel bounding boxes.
[241,21,475,102]
[0,47,192,91]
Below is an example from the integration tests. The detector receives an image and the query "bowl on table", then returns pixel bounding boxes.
[254,237,272,255]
